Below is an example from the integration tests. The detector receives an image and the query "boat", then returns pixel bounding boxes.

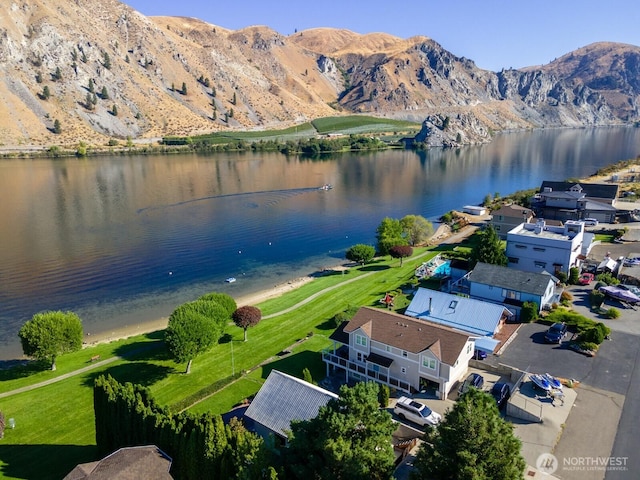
[543,373,563,390]
[319,184,333,190]
[225,277,237,283]
[598,285,640,304]
[530,374,552,392]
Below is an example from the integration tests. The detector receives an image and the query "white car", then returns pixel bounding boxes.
[583,218,598,226]
[394,396,441,427]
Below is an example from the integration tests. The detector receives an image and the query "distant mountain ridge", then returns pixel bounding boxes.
[0,0,638,148]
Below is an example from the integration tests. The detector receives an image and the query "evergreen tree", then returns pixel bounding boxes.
[53,119,62,134]
[42,85,50,100]
[469,225,507,268]
[88,78,94,93]
[35,72,43,83]
[232,91,237,105]
[103,51,111,69]
[412,388,526,480]
[211,86,216,97]
[286,381,396,479]
[101,86,109,100]
[53,66,62,81]
[229,108,234,118]
[181,82,187,95]
[112,104,118,116]
[85,92,94,110]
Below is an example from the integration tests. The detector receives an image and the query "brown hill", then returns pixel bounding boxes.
[0,0,638,149]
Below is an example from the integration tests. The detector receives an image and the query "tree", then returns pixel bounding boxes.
[102,51,111,69]
[232,91,237,105]
[111,104,118,116]
[165,301,223,373]
[101,86,109,100]
[18,311,83,370]
[400,214,434,246]
[389,244,413,266]
[376,217,406,255]
[345,244,375,266]
[181,82,187,95]
[52,66,62,81]
[88,78,94,93]
[568,267,580,285]
[469,225,507,268]
[412,388,526,480]
[41,85,50,100]
[53,119,62,134]
[232,305,262,341]
[198,292,237,317]
[285,381,396,480]
[519,301,539,323]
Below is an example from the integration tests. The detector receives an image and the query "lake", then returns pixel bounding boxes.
[1,126,639,358]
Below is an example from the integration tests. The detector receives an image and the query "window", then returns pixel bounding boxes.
[467,343,472,354]
[385,345,392,353]
[401,367,407,374]
[449,300,458,309]
[355,334,367,347]
[422,357,436,370]
[402,350,408,358]
[533,247,546,252]
[502,289,520,300]
[515,244,527,249]
[508,257,519,264]
[357,352,363,362]
[534,261,547,268]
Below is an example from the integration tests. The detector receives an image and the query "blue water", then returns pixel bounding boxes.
[1,126,639,358]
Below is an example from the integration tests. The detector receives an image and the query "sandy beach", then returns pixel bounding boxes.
[79,274,317,348]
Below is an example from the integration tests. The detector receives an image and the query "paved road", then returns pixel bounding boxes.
[491,323,640,479]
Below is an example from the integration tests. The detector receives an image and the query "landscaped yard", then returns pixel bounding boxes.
[0,248,437,479]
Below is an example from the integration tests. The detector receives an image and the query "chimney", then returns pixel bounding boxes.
[429,297,432,314]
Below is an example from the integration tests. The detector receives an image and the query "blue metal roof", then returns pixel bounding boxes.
[405,288,510,336]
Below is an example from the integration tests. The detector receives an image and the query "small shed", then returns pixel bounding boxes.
[463,205,487,215]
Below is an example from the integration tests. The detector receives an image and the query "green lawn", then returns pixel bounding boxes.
[0,249,437,479]
[311,115,420,135]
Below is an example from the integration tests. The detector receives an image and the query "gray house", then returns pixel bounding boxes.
[323,307,473,400]
[453,262,560,317]
[244,369,338,445]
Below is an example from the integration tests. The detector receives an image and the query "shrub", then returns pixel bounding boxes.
[560,290,573,306]
[589,289,605,309]
[596,272,619,285]
[579,327,604,345]
[568,267,580,285]
[378,384,390,408]
[555,271,568,284]
[605,308,620,319]
[577,341,599,352]
[520,301,539,323]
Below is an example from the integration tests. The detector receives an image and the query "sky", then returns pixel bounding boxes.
[125,0,639,72]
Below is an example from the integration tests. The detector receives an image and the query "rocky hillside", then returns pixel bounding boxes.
[0,0,638,148]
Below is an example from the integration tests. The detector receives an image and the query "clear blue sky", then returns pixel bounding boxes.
[125,0,639,71]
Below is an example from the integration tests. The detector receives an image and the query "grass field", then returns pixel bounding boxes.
[311,116,421,135]
[0,248,437,479]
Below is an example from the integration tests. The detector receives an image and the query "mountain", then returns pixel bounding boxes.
[0,0,638,148]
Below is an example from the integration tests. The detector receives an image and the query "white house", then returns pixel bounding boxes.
[506,219,591,274]
[323,307,474,400]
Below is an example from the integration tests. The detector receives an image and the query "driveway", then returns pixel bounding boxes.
[492,322,640,479]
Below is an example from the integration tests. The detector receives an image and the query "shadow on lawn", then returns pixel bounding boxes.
[81,361,173,388]
[0,443,97,480]
[113,331,170,362]
[259,350,324,382]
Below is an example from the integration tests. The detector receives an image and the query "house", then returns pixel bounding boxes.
[506,219,592,274]
[404,288,512,353]
[490,204,534,239]
[456,262,560,317]
[64,445,172,479]
[323,307,474,399]
[244,370,338,445]
[531,181,619,223]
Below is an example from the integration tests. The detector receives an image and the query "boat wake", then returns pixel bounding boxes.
[137,187,321,214]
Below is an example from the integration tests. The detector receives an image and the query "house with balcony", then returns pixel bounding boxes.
[452,262,560,317]
[323,307,473,400]
[506,219,592,275]
[490,204,535,239]
[531,181,619,223]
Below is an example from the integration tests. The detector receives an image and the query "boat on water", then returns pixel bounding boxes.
[543,373,563,390]
[319,184,333,190]
[225,277,237,283]
[530,374,552,392]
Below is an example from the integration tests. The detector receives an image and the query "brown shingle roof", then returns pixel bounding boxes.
[343,307,469,365]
